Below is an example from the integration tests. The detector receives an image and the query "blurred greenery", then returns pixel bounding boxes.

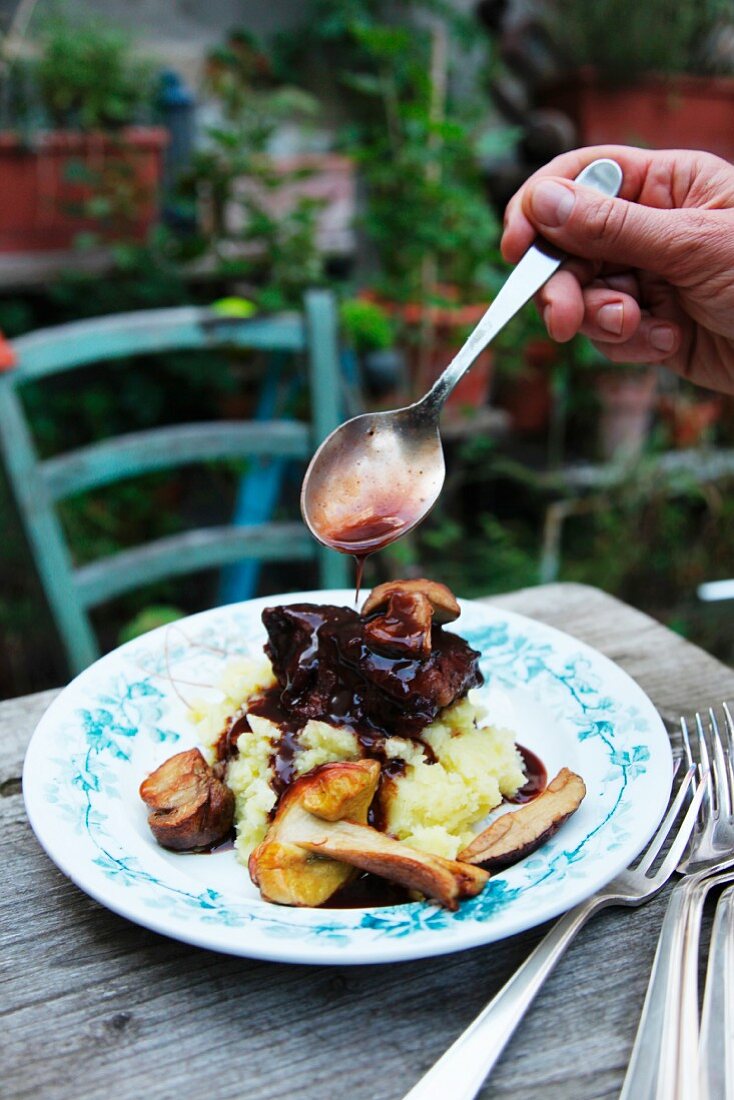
[551,0,734,81]
[4,8,153,132]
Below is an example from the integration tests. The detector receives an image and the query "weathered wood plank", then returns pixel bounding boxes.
[10,308,305,382]
[41,421,310,500]
[73,522,316,607]
[2,585,733,1100]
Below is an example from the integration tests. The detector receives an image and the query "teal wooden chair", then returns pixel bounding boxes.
[0,290,350,675]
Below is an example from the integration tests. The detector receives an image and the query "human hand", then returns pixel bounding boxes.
[501,145,734,394]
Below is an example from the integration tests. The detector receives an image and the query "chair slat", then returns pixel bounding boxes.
[73,523,316,607]
[41,420,311,500]
[10,308,306,383]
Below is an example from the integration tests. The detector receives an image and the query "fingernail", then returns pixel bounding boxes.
[650,325,675,352]
[598,303,624,336]
[530,180,575,227]
[543,304,553,335]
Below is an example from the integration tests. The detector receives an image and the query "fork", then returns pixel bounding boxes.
[399,763,704,1100]
[699,881,734,1099]
[619,704,734,1100]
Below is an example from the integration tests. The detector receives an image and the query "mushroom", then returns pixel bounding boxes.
[140,748,235,851]
[458,768,586,870]
[362,578,461,623]
[361,579,461,658]
[249,760,489,909]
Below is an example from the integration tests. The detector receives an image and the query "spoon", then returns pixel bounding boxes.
[301,158,623,560]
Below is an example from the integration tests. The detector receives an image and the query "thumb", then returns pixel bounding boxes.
[522,176,691,274]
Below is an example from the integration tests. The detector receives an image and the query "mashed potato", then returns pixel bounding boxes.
[193,657,525,863]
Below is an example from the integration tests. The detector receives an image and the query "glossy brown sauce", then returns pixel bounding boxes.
[325,872,412,908]
[314,512,421,603]
[212,603,549,906]
[320,513,409,555]
[509,745,547,803]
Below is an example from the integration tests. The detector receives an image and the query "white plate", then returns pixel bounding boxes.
[24,591,672,965]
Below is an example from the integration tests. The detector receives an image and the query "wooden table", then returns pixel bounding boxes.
[4,583,734,1100]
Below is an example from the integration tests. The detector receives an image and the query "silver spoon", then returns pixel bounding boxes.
[301,158,623,557]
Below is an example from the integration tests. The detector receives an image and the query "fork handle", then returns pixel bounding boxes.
[400,895,604,1100]
[619,886,692,1100]
[699,885,734,1100]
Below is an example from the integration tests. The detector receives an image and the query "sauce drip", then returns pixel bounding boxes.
[314,513,418,603]
[509,745,547,803]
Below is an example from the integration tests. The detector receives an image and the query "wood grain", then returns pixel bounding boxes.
[2,584,733,1100]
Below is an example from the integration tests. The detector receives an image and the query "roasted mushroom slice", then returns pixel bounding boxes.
[140,748,235,851]
[362,578,461,624]
[458,768,586,870]
[363,590,435,657]
[249,760,489,909]
[249,760,379,908]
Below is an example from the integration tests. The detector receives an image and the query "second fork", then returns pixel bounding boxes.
[620,703,734,1100]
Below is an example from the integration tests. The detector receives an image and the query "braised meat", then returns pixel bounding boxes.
[262,599,482,739]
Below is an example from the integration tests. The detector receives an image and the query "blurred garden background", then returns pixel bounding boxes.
[1,0,734,698]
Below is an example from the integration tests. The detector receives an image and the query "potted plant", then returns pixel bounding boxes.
[0,13,167,251]
[545,0,734,159]
[283,1,514,415]
[568,337,659,460]
[177,32,333,311]
[493,307,556,435]
[659,390,723,448]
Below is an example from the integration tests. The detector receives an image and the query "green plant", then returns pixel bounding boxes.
[32,12,153,130]
[281,0,510,306]
[339,297,395,351]
[178,31,326,310]
[551,0,733,81]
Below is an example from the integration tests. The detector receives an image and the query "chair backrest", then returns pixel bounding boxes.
[0,290,350,675]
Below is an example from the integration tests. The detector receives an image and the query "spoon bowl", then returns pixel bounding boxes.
[301,404,444,554]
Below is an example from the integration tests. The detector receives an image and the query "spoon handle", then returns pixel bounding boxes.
[420,158,623,414]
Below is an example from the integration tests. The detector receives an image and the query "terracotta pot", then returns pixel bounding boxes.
[546,71,734,161]
[0,128,168,251]
[361,290,494,417]
[594,368,658,460]
[498,337,556,435]
[659,395,723,448]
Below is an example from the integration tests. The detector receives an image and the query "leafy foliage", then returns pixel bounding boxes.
[32,12,153,130]
[551,0,734,81]
[177,32,326,310]
[279,0,508,304]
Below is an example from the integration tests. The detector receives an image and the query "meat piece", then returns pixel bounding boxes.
[262,594,482,738]
[140,748,234,851]
[249,760,488,909]
[458,768,586,870]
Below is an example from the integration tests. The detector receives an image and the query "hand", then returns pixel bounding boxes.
[501,145,734,394]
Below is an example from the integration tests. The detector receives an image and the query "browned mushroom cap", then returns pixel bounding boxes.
[140,748,235,851]
[249,759,488,910]
[362,578,461,624]
[363,589,435,658]
[458,768,586,870]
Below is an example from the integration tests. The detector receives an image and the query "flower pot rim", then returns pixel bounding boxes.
[0,126,169,152]
[565,66,734,96]
[359,288,489,328]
